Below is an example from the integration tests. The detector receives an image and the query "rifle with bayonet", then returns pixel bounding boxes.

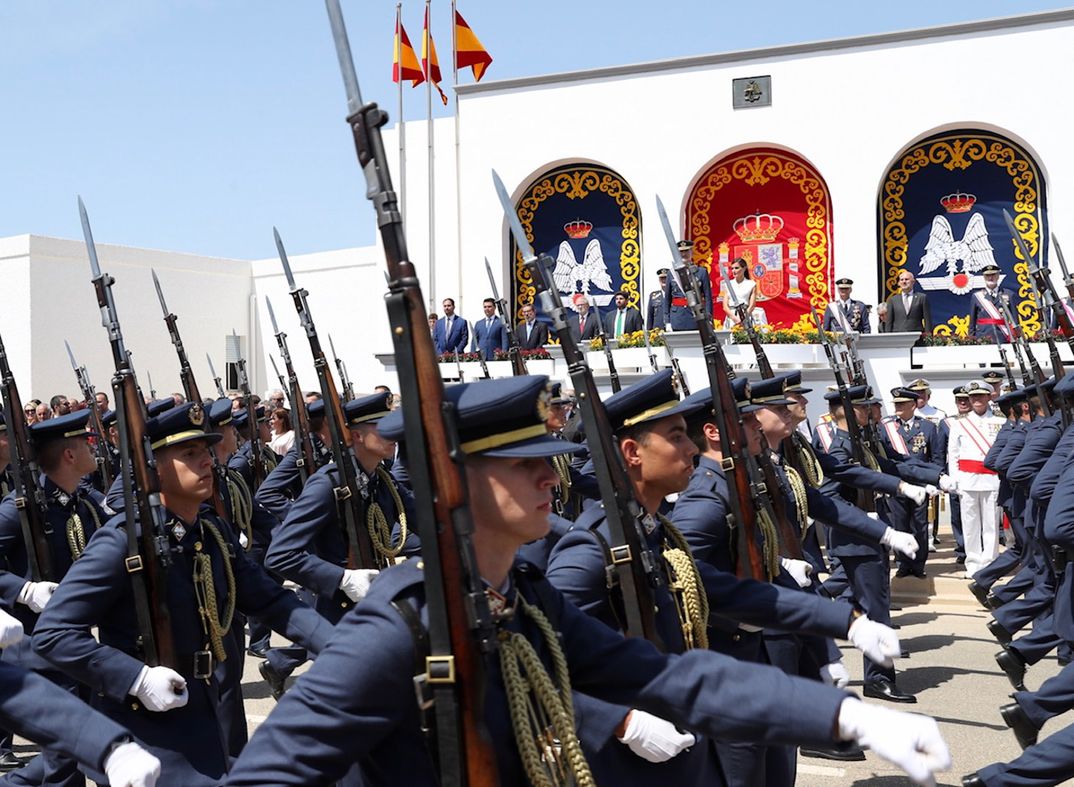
[656,195,777,578]
[1053,234,1074,303]
[812,306,878,513]
[65,340,114,490]
[1000,306,1033,388]
[498,171,667,636]
[274,228,377,572]
[205,355,227,400]
[80,197,176,670]
[0,331,53,583]
[266,299,317,484]
[328,334,355,402]
[485,257,527,375]
[145,371,156,400]
[151,269,202,404]
[326,2,499,781]
[468,323,491,379]
[664,340,690,396]
[269,355,288,401]
[1001,301,1053,415]
[642,324,660,374]
[232,330,267,489]
[591,300,622,393]
[990,326,1018,392]
[722,263,773,377]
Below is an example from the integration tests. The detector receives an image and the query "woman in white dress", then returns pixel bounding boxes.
[721,257,760,328]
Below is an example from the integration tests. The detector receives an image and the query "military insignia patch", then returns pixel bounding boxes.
[189,403,205,427]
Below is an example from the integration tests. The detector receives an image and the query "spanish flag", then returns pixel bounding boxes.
[393,9,424,87]
[422,6,449,105]
[454,9,492,82]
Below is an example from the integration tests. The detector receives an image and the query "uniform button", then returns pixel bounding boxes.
[732,633,741,642]
[131,701,140,711]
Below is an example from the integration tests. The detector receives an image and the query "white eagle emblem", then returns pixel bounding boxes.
[553,239,613,297]
[917,213,999,295]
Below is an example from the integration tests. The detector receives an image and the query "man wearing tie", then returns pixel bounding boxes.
[603,290,643,337]
[433,298,469,355]
[569,293,600,341]
[969,264,1017,338]
[823,278,871,333]
[517,302,548,350]
[471,298,509,359]
[882,271,932,335]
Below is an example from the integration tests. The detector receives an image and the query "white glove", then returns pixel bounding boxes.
[866,512,880,520]
[881,527,919,560]
[780,557,813,589]
[339,568,379,603]
[938,474,958,493]
[837,698,951,786]
[17,581,58,614]
[898,482,927,506]
[617,709,696,763]
[923,484,940,498]
[0,609,23,649]
[820,660,850,688]
[128,665,188,712]
[103,741,161,787]
[238,531,249,549]
[847,614,901,667]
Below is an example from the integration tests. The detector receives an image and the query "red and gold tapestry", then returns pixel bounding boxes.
[685,147,834,327]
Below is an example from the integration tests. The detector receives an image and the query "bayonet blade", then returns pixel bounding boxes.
[151,269,169,315]
[266,297,281,335]
[655,195,689,295]
[273,227,298,292]
[329,334,339,363]
[324,0,364,115]
[146,370,155,397]
[492,170,536,262]
[78,196,103,280]
[270,355,282,379]
[64,340,77,371]
[206,353,219,381]
[484,257,501,302]
[1053,233,1072,281]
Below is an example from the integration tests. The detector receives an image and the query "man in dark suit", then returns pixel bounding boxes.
[603,290,644,338]
[432,297,468,355]
[471,298,509,359]
[883,271,932,335]
[646,269,669,330]
[969,264,1017,338]
[568,293,600,342]
[517,302,548,349]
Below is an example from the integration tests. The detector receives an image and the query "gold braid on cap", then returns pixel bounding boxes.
[499,596,595,787]
[366,466,408,563]
[658,514,710,651]
[192,518,237,665]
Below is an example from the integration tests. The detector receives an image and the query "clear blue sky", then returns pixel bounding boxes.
[1,1,1068,259]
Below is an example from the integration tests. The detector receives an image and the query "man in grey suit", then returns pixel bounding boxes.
[883,271,932,335]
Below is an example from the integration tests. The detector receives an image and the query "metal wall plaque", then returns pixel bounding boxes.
[732,76,772,109]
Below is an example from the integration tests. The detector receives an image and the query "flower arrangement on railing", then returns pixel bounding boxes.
[492,347,552,361]
[437,352,483,363]
[594,329,667,350]
[728,315,833,345]
[920,334,993,347]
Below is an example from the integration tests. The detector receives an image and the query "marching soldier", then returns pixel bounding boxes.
[969,263,1017,338]
[32,402,333,787]
[223,374,950,787]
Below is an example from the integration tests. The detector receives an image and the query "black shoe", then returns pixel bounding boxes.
[0,752,24,771]
[862,680,917,703]
[1060,655,1072,667]
[895,567,912,578]
[995,649,1027,692]
[969,580,991,607]
[259,659,287,701]
[912,570,927,578]
[248,640,270,659]
[988,619,1013,647]
[956,555,967,564]
[800,742,867,761]
[962,774,984,787]
[1001,702,1039,750]
[985,592,1002,610]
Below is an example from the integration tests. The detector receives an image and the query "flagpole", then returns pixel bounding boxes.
[426,0,436,312]
[452,0,464,323]
[397,2,406,228]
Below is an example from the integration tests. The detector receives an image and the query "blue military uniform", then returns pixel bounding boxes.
[645,272,668,330]
[664,241,713,331]
[32,403,333,787]
[968,268,1018,338]
[224,374,852,787]
[823,280,872,333]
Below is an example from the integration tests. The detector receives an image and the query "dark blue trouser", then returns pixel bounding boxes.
[1016,661,1074,729]
[839,551,895,684]
[979,720,1074,786]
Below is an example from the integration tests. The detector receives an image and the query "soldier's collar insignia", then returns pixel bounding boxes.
[170,522,186,541]
[485,586,517,623]
[189,403,205,427]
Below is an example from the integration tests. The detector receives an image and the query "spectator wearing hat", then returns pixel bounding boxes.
[516,302,548,350]
[603,290,643,338]
[947,380,1005,577]
[664,240,713,331]
[823,278,871,333]
[882,271,932,335]
[568,293,600,341]
[646,270,669,330]
[969,264,1018,338]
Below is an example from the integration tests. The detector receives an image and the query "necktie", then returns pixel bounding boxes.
[580,315,586,333]
[486,318,492,330]
[615,311,624,336]
[903,294,911,314]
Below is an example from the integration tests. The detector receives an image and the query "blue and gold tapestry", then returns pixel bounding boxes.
[510,165,640,319]
[877,129,1048,336]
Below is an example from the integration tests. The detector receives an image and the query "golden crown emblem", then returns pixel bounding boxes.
[564,219,593,239]
[733,213,784,243]
[940,192,977,213]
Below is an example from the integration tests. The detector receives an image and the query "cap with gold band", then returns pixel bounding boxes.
[890,387,919,403]
[774,370,812,395]
[344,392,393,426]
[680,376,758,417]
[147,402,222,451]
[377,375,583,458]
[953,386,970,399]
[823,384,878,405]
[208,398,235,428]
[748,376,794,406]
[28,410,95,444]
[603,369,705,432]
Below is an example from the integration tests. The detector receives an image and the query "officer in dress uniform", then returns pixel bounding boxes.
[947,380,1006,577]
[881,387,943,578]
[646,269,669,330]
[823,278,872,333]
[31,402,333,787]
[969,263,1018,338]
[222,374,949,787]
[664,240,713,331]
[0,410,109,787]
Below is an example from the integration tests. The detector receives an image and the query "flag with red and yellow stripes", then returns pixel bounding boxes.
[393,8,424,86]
[454,9,492,82]
[422,6,449,105]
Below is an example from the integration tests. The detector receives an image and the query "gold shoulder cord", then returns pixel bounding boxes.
[861,445,881,472]
[66,503,103,561]
[657,515,710,650]
[782,466,811,540]
[225,469,254,551]
[367,467,408,562]
[793,434,825,488]
[551,454,572,499]
[262,447,279,474]
[192,518,237,664]
[499,596,595,787]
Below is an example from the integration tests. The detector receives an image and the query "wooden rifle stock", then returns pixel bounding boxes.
[267,303,317,484]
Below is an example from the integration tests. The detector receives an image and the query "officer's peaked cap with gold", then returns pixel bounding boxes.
[147,402,221,451]
[603,369,705,432]
[29,410,95,444]
[344,392,393,426]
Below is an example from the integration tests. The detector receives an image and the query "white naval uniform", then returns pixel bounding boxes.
[915,404,947,428]
[946,409,1004,576]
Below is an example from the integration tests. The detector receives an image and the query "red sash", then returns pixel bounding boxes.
[958,459,996,475]
[974,291,1010,338]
